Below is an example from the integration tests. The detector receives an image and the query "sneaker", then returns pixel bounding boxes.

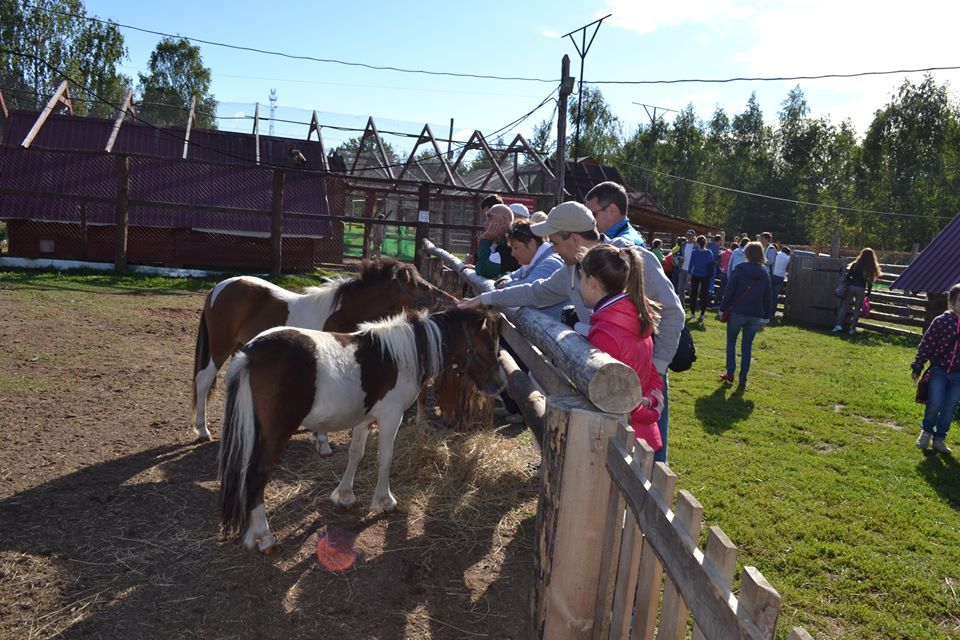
[848,327,856,335]
[916,431,931,450]
[503,413,525,424]
[831,325,843,333]
[735,383,747,393]
[720,373,734,384]
[698,314,705,322]
[932,438,952,454]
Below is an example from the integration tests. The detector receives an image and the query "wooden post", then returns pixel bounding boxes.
[498,349,546,445]
[556,55,572,206]
[528,395,630,640]
[414,183,431,270]
[631,462,677,639]
[736,567,781,639]
[658,491,705,640]
[79,202,88,260]
[271,169,285,277]
[362,190,377,259]
[114,156,129,272]
[830,228,840,258]
[692,527,739,640]
[182,95,196,159]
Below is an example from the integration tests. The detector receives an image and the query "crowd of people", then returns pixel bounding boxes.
[455,185,958,459]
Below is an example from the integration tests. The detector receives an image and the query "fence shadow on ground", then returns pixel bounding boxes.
[694,384,756,434]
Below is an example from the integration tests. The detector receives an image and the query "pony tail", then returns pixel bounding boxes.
[622,248,660,336]
[219,353,258,538]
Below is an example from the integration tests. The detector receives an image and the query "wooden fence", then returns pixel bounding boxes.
[419,240,812,640]
[783,257,926,338]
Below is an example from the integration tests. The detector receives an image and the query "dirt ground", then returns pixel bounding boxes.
[0,277,538,640]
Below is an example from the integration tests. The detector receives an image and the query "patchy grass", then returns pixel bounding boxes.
[670,318,959,639]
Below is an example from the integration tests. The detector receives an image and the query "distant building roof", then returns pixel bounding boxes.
[892,214,960,294]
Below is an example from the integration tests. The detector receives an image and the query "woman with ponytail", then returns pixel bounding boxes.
[579,244,664,453]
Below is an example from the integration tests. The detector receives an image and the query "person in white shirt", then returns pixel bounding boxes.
[770,247,791,318]
[676,228,695,310]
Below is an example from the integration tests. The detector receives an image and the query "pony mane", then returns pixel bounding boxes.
[300,279,348,324]
[357,311,442,380]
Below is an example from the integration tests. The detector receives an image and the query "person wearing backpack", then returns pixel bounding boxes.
[718,241,772,392]
[579,244,664,454]
[912,282,960,454]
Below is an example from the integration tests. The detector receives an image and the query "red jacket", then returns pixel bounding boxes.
[588,295,664,452]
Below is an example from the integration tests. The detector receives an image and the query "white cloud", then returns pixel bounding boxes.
[540,27,560,38]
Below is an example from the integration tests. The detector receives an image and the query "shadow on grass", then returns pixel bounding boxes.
[694,384,755,434]
[917,451,960,509]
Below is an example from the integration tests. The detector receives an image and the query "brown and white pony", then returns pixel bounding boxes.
[218,307,505,553]
[192,259,457,447]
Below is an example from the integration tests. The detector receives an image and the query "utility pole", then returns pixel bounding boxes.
[563,13,611,162]
[632,102,677,192]
[556,55,574,206]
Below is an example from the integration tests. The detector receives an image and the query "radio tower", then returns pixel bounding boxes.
[268,89,277,136]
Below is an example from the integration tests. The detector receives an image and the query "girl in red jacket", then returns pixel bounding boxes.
[579,244,665,452]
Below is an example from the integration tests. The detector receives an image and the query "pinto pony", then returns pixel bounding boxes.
[193,259,456,444]
[218,307,505,553]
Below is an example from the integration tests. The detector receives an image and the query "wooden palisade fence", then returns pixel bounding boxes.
[419,239,813,640]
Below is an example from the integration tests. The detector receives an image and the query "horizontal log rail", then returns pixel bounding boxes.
[421,238,642,415]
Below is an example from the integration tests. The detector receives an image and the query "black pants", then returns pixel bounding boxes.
[689,275,711,314]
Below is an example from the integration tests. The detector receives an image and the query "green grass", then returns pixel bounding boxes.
[670,319,959,638]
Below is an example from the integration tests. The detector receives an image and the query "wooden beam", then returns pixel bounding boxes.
[114,155,129,272]
[21,80,73,148]
[498,348,546,446]
[0,88,8,120]
[350,117,396,180]
[503,132,556,182]
[307,111,330,171]
[397,123,459,186]
[182,95,196,160]
[270,169,285,276]
[450,130,513,192]
[104,90,136,153]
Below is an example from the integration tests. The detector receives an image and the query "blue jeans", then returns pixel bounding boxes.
[726,313,763,384]
[654,373,669,464]
[921,367,960,439]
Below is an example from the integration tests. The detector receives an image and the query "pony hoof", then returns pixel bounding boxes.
[317,445,334,457]
[330,490,357,510]
[260,542,280,556]
[194,427,212,442]
[372,495,398,513]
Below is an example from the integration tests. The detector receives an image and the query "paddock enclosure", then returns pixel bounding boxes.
[0,277,539,639]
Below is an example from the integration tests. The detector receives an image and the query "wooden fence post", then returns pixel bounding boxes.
[631,463,678,639]
[737,567,782,640]
[528,395,630,640]
[114,155,129,273]
[658,490,704,639]
[414,183,430,270]
[79,201,88,261]
[270,169,285,277]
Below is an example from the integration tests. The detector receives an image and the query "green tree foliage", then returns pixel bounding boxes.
[137,37,217,128]
[335,135,400,168]
[530,118,555,157]
[599,77,960,250]
[0,0,130,117]
[568,86,622,163]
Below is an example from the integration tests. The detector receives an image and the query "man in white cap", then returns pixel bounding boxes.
[507,202,530,220]
[460,202,683,463]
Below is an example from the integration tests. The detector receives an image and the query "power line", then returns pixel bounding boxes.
[590,65,960,86]
[25,3,558,84]
[628,161,952,220]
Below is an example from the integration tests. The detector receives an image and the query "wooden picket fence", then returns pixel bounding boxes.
[419,240,813,640]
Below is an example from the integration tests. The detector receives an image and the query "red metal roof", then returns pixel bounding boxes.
[891,214,960,293]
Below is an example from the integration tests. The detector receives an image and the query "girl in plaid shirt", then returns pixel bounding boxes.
[912,283,960,453]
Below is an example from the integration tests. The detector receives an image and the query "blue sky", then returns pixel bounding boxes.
[84,0,960,156]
